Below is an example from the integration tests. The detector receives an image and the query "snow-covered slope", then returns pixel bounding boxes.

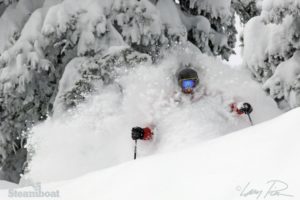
[0,107,299,200]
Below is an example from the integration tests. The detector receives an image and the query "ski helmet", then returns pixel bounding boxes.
[178,68,199,94]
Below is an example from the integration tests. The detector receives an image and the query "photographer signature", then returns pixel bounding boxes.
[236,180,294,199]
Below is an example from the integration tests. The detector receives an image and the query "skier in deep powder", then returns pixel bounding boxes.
[131,66,253,142]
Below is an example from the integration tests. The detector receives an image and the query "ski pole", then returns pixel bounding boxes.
[134,139,138,160]
[247,113,254,126]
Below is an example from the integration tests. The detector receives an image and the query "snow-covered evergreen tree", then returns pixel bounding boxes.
[231,0,261,24]
[0,0,19,16]
[0,0,239,183]
[53,48,151,115]
[177,0,237,60]
[242,0,300,109]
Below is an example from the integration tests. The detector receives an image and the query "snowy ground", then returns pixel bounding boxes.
[13,47,281,184]
[0,106,298,200]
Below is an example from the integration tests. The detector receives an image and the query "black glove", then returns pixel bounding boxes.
[240,103,253,114]
[132,127,144,140]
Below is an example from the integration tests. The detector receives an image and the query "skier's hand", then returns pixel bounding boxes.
[131,127,144,140]
[239,103,253,114]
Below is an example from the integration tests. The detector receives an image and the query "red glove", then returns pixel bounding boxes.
[142,127,153,140]
[230,103,244,115]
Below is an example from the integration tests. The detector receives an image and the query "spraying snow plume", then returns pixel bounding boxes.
[23,49,281,183]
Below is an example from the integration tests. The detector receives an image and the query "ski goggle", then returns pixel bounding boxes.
[181,79,197,90]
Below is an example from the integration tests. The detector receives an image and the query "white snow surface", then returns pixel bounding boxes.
[0,105,299,200]
[19,47,282,183]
